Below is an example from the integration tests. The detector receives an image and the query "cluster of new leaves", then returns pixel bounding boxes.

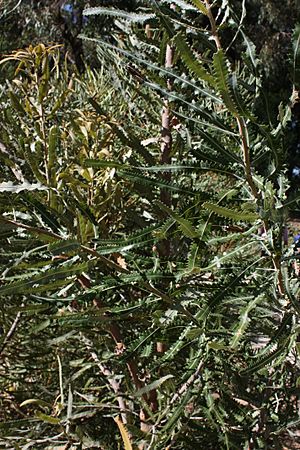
[1,1,300,449]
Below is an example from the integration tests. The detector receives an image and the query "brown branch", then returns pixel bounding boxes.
[203,0,222,50]
[80,333,128,425]
[78,274,157,433]
[236,116,259,200]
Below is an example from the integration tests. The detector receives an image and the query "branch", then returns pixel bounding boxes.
[80,333,128,425]
[0,310,22,355]
[203,0,221,50]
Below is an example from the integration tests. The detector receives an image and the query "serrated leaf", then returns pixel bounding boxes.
[120,170,196,195]
[49,330,77,345]
[155,201,199,238]
[80,36,220,102]
[83,7,155,23]
[0,263,87,296]
[202,202,259,222]
[30,319,51,333]
[207,342,229,351]
[8,91,27,115]
[187,242,199,271]
[48,125,59,185]
[240,342,288,375]
[84,159,125,169]
[213,50,237,114]
[9,304,49,314]
[174,33,214,85]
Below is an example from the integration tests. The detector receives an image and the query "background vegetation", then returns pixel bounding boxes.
[1,1,300,449]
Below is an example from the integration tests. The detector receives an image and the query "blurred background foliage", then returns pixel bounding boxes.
[2,0,300,178]
[2,1,300,449]
[1,0,299,96]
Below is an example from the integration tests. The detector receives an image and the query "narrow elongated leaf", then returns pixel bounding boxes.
[48,239,81,256]
[48,125,59,185]
[80,36,220,102]
[84,159,125,169]
[293,24,300,88]
[0,181,47,193]
[114,416,133,450]
[174,33,214,85]
[20,399,51,408]
[134,375,174,396]
[213,50,237,114]
[202,202,259,222]
[8,91,27,115]
[155,201,199,238]
[240,342,288,375]
[35,412,60,425]
[191,0,208,15]
[119,170,197,195]
[83,7,155,23]
[0,263,88,296]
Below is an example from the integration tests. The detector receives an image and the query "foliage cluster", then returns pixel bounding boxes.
[1,1,300,449]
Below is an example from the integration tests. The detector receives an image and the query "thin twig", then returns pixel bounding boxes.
[0,310,22,355]
[236,116,259,199]
[203,0,221,50]
[170,361,203,405]
[80,333,128,425]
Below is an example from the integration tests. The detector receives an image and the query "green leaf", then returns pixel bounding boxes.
[9,304,50,314]
[190,0,208,15]
[187,242,199,271]
[174,33,214,85]
[8,91,27,115]
[213,50,237,114]
[155,201,199,238]
[207,342,229,351]
[48,125,59,185]
[49,330,77,345]
[134,375,174,396]
[84,159,125,169]
[240,342,288,375]
[161,0,197,10]
[202,202,259,222]
[35,411,60,425]
[0,263,88,296]
[230,295,263,348]
[119,170,197,195]
[80,36,220,102]
[48,239,81,256]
